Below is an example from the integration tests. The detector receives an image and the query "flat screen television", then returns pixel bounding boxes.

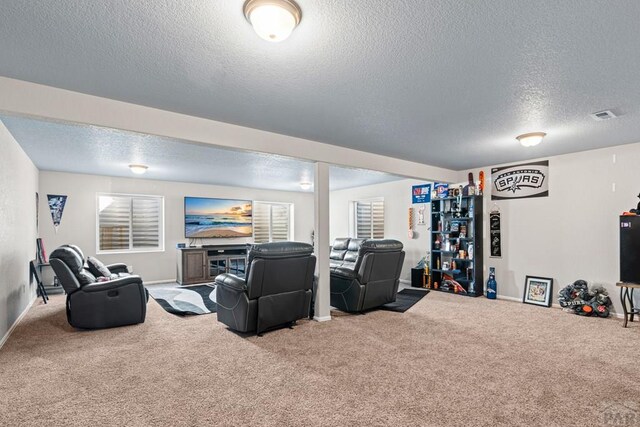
[184,197,253,238]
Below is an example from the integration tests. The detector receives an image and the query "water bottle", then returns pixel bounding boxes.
[486,267,497,299]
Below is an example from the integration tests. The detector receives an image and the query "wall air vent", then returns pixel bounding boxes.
[590,110,617,121]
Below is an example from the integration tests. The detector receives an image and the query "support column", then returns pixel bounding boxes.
[313,162,331,321]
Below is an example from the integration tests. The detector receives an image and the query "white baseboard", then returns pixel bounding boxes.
[497,294,624,319]
[399,279,411,285]
[0,294,36,351]
[496,295,521,303]
[499,294,579,311]
[144,279,177,285]
[313,315,332,322]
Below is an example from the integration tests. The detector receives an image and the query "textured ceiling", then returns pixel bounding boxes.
[0,115,403,192]
[1,1,640,169]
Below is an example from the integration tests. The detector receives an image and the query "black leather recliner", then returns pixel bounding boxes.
[330,238,405,312]
[330,238,366,271]
[215,242,316,335]
[61,244,131,277]
[49,246,148,329]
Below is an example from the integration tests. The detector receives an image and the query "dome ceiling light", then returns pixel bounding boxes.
[129,164,149,175]
[243,0,302,42]
[516,132,546,148]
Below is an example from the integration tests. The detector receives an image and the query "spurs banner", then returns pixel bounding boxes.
[489,211,501,258]
[491,160,549,200]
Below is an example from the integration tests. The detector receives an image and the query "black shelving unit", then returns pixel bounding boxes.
[429,195,484,297]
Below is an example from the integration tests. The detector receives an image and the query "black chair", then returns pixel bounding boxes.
[330,239,405,312]
[49,246,148,329]
[61,244,131,277]
[215,242,316,335]
[330,238,366,272]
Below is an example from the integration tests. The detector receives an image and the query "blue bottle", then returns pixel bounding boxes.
[486,267,497,299]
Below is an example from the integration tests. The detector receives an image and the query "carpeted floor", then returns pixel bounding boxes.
[0,291,638,426]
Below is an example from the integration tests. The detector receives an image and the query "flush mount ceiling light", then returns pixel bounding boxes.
[243,0,302,42]
[516,132,546,148]
[128,164,149,175]
[299,181,312,190]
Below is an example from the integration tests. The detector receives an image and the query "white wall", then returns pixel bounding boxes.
[0,121,38,344]
[463,141,640,314]
[330,179,432,282]
[38,171,315,282]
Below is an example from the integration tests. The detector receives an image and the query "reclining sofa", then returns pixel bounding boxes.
[215,241,316,335]
[49,245,148,329]
[330,238,405,312]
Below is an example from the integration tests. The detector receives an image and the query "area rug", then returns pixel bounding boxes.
[379,288,429,312]
[148,284,217,315]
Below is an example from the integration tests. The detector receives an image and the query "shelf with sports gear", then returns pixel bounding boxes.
[428,195,484,297]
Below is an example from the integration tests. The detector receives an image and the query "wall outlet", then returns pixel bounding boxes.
[612,183,616,192]
[128,265,133,273]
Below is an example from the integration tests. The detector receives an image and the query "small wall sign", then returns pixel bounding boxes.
[412,184,432,204]
[434,182,449,199]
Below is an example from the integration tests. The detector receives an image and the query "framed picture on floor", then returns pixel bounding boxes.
[523,276,553,307]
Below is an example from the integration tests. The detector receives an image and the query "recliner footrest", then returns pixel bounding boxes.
[257,290,310,334]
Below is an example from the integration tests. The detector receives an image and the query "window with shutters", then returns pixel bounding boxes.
[97,193,164,253]
[253,202,293,243]
[353,198,384,239]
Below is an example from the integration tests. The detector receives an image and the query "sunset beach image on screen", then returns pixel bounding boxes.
[184,197,252,238]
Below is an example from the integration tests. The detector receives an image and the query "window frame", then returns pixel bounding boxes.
[350,197,385,239]
[96,192,165,255]
[252,201,294,243]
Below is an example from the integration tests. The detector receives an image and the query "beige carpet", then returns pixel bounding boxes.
[1,291,638,427]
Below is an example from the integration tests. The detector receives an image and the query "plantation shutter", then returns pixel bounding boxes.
[253,202,271,244]
[253,202,292,243]
[355,199,384,239]
[98,194,163,252]
[99,196,131,251]
[371,199,384,238]
[132,197,161,248]
[270,204,290,242]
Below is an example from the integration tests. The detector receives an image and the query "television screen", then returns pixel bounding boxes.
[184,197,252,238]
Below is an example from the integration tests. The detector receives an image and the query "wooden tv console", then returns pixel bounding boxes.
[176,244,248,285]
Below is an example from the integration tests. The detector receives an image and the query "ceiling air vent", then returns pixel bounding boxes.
[590,110,617,121]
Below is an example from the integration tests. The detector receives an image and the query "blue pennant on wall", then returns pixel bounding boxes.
[47,194,67,233]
